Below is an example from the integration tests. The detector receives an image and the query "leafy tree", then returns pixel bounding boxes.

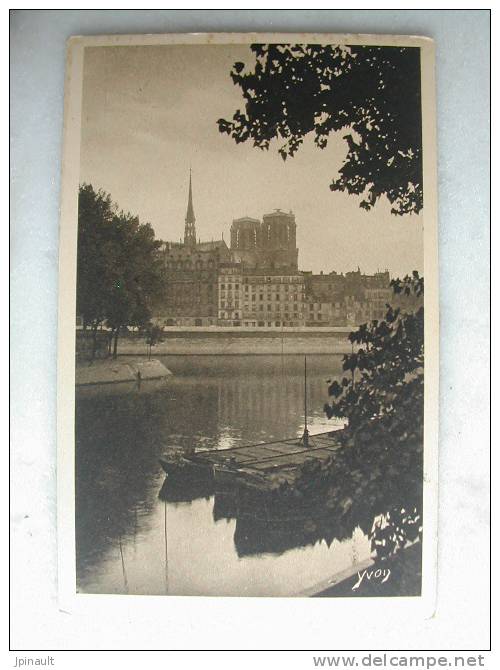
[218,44,422,215]
[325,272,424,438]
[240,275,424,563]
[77,185,119,358]
[103,210,166,358]
[144,323,165,360]
[323,272,424,557]
[77,184,166,359]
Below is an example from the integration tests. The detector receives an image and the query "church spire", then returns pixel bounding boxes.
[184,168,196,246]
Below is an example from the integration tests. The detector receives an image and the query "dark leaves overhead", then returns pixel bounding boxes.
[218,44,422,215]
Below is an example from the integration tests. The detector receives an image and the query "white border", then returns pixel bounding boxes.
[57,33,439,628]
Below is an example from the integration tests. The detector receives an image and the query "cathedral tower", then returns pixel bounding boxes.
[184,169,197,246]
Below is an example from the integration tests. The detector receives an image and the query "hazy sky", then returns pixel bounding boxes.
[80,44,424,277]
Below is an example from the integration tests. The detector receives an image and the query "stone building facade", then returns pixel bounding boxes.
[230,209,298,271]
[342,269,393,325]
[218,263,305,327]
[155,172,230,326]
[302,269,393,326]
[302,269,422,327]
[214,208,304,327]
[154,173,418,329]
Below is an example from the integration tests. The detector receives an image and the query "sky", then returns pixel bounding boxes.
[80,44,424,277]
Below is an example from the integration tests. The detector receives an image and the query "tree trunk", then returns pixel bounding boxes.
[113,326,120,359]
[91,322,98,362]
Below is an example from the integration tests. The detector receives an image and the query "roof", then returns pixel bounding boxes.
[195,240,228,251]
[262,209,295,220]
[232,216,260,225]
[185,170,195,223]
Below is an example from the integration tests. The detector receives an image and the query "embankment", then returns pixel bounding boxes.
[76,357,172,387]
[116,328,353,356]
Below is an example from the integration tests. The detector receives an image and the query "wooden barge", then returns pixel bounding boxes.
[159,429,345,493]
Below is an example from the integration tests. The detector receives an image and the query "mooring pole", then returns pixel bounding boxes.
[164,499,169,594]
[119,534,129,594]
[302,355,309,448]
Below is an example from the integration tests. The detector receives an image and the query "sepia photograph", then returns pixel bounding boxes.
[58,33,438,601]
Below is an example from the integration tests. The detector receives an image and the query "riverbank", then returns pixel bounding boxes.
[75,357,172,387]
[309,542,422,598]
[113,329,353,356]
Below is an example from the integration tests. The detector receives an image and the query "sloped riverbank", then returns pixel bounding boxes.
[312,542,422,597]
[75,357,172,387]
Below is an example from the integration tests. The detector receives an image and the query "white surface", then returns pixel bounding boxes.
[10,9,490,652]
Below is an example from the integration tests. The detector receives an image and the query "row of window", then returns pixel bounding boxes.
[219,276,303,285]
[218,310,330,320]
[220,300,302,310]
[219,320,302,328]
[221,294,303,302]
[219,310,302,319]
[221,287,303,296]
[161,318,213,326]
[220,305,302,312]
[308,302,343,309]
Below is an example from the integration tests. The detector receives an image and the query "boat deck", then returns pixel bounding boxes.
[160,430,345,491]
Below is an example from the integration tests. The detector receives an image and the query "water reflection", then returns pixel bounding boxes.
[158,471,382,561]
[76,354,373,596]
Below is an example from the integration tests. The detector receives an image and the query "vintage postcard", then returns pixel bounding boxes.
[57,33,438,609]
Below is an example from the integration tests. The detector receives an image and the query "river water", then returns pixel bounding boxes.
[76,354,372,597]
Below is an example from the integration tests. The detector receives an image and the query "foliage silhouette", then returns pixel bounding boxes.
[77,184,165,359]
[218,44,422,215]
[323,273,424,558]
[264,275,424,561]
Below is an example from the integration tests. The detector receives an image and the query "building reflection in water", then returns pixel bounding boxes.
[76,354,373,596]
[158,471,378,561]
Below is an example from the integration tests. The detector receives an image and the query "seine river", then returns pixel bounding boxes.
[75,354,371,597]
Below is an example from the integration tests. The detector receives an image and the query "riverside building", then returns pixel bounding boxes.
[154,173,412,330]
[303,268,394,326]
[217,207,304,327]
[157,171,230,326]
[218,264,306,327]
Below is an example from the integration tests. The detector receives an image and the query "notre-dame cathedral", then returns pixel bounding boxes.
[159,173,300,326]
[157,173,404,328]
[229,210,298,271]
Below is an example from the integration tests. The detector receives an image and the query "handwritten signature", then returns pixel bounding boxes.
[352,567,391,591]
